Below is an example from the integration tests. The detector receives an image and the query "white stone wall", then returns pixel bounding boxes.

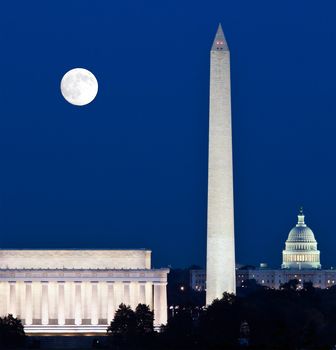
[0,267,169,333]
[236,269,333,289]
[206,27,236,305]
[0,249,151,269]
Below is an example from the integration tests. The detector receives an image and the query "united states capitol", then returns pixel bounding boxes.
[191,208,336,291]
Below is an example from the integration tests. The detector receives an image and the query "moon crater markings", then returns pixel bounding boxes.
[60,68,98,106]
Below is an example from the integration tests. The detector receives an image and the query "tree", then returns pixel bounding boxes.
[0,314,25,348]
[162,308,195,348]
[237,279,268,298]
[107,304,155,349]
[107,304,136,338]
[280,278,299,291]
[135,304,154,335]
[199,293,240,349]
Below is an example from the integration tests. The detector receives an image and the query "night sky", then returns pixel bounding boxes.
[1,1,336,269]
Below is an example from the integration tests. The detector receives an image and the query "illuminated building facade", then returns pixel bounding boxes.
[194,209,336,293]
[281,208,321,269]
[0,249,169,334]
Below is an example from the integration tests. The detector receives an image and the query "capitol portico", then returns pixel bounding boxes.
[0,249,169,334]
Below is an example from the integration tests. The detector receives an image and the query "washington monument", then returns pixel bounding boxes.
[206,24,236,305]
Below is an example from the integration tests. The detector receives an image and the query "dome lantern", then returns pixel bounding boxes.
[297,207,305,226]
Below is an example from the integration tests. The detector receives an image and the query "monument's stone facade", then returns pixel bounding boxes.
[0,249,151,270]
[206,24,236,305]
[0,249,168,334]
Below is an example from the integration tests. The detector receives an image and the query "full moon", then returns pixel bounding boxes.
[60,68,98,106]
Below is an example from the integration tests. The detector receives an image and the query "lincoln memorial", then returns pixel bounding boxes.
[0,249,169,334]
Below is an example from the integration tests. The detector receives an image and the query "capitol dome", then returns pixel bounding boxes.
[281,208,321,269]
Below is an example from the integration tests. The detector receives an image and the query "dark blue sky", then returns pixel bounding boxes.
[0,0,336,268]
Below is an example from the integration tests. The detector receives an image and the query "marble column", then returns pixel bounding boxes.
[58,282,65,326]
[16,282,22,319]
[32,283,42,323]
[48,282,57,322]
[91,282,98,325]
[9,282,16,317]
[25,282,33,325]
[107,282,115,323]
[114,282,123,311]
[0,283,5,317]
[130,282,139,310]
[41,282,49,325]
[153,283,167,327]
[139,283,146,305]
[145,282,153,309]
[74,282,82,325]
[124,283,130,306]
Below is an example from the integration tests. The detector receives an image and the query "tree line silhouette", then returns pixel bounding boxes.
[107,279,336,350]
